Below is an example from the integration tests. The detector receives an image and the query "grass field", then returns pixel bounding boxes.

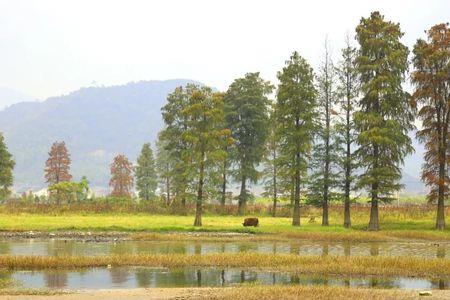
[0,204,449,240]
[0,205,446,231]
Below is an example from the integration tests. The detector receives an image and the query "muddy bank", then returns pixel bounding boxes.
[0,287,449,300]
[0,231,254,242]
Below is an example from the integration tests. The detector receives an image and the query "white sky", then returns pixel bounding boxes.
[0,0,449,100]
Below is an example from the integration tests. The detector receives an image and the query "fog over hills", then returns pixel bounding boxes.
[0,87,35,110]
[0,79,200,193]
[0,79,426,195]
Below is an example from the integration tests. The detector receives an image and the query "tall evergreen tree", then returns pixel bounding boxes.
[276,51,317,226]
[355,11,414,231]
[160,86,192,211]
[225,72,273,214]
[135,143,158,201]
[262,104,280,217]
[182,86,231,226]
[411,23,450,230]
[45,141,72,185]
[109,154,134,198]
[335,36,359,228]
[0,133,14,200]
[308,40,340,226]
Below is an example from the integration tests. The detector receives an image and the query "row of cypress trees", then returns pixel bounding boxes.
[155,12,449,230]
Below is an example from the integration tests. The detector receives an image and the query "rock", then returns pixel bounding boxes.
[419,291,432,296]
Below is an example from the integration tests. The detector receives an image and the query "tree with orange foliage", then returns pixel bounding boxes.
[109,154,134,197]
[412,23,450,230]
[44,141,72,185]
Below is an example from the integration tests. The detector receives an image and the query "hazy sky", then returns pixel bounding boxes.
[0,0,448,100]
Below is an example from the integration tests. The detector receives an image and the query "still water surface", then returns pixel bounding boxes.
[5,267,450,290]
[0,239,447,259]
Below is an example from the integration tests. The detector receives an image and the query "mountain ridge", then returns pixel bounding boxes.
[0,79,201,192]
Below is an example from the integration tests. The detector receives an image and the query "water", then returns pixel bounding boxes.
[5,267,450,290]
[0,239,447,259]
[1,239,449,290]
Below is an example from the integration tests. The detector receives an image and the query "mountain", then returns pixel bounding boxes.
[0,79,200,193]
[0,87,35,111]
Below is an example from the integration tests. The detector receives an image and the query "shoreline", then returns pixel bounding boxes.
[0,287,449,300]
[0,230,449,243]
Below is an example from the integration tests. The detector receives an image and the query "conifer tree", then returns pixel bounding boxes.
[160,86,193,211]
[412,23,450,230]
[182,86,231,226]
[109,154,134,198]
[45,141,72,185]
[335,36,359,228]
[225,72,273,214]
[0,133,14,200]
[355,11,414,231]
[276,51,317,226]
[308,40,340,226]
[136,143,158,201]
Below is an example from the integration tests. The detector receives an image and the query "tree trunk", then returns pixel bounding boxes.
[272,164,277,217]
[220,158,227,213]
[368,182,379,231]
[292,163,301,226]
[194,152,205,227]
[272,147,278,217]
[181,196,186,216]
[344,189,351,228]
[368,135,380,230]
[238,175,247,215]
[292,118,301,226]
[322,194,329,226]
[322,142,329,227]
[344,99,351,228]
[436,147,446,230]
[290,176,295,205]
[322,57,330,227]
[165,163,170,206]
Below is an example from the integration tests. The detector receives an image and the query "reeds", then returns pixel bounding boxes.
[214,285,411,300]
[131,231,450,242]
[1,253,449,277]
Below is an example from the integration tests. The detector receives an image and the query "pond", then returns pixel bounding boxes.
[5,267,450,290]
[0,239,447,259]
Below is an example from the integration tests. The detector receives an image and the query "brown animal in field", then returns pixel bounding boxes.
[243,218,259,227]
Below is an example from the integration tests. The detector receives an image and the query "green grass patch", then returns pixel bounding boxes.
[0,211,449,240]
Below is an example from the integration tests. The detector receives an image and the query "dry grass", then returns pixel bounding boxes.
[1,286,444,300]
[213,285,409,300]
[1,253,450,277]
[130,230,450,242]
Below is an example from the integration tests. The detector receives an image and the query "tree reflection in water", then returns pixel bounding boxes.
[370,243,379,256]
[344,242,351,257]
[436,246,446,258]
[44,271,67,289]
[109,268,129,286]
